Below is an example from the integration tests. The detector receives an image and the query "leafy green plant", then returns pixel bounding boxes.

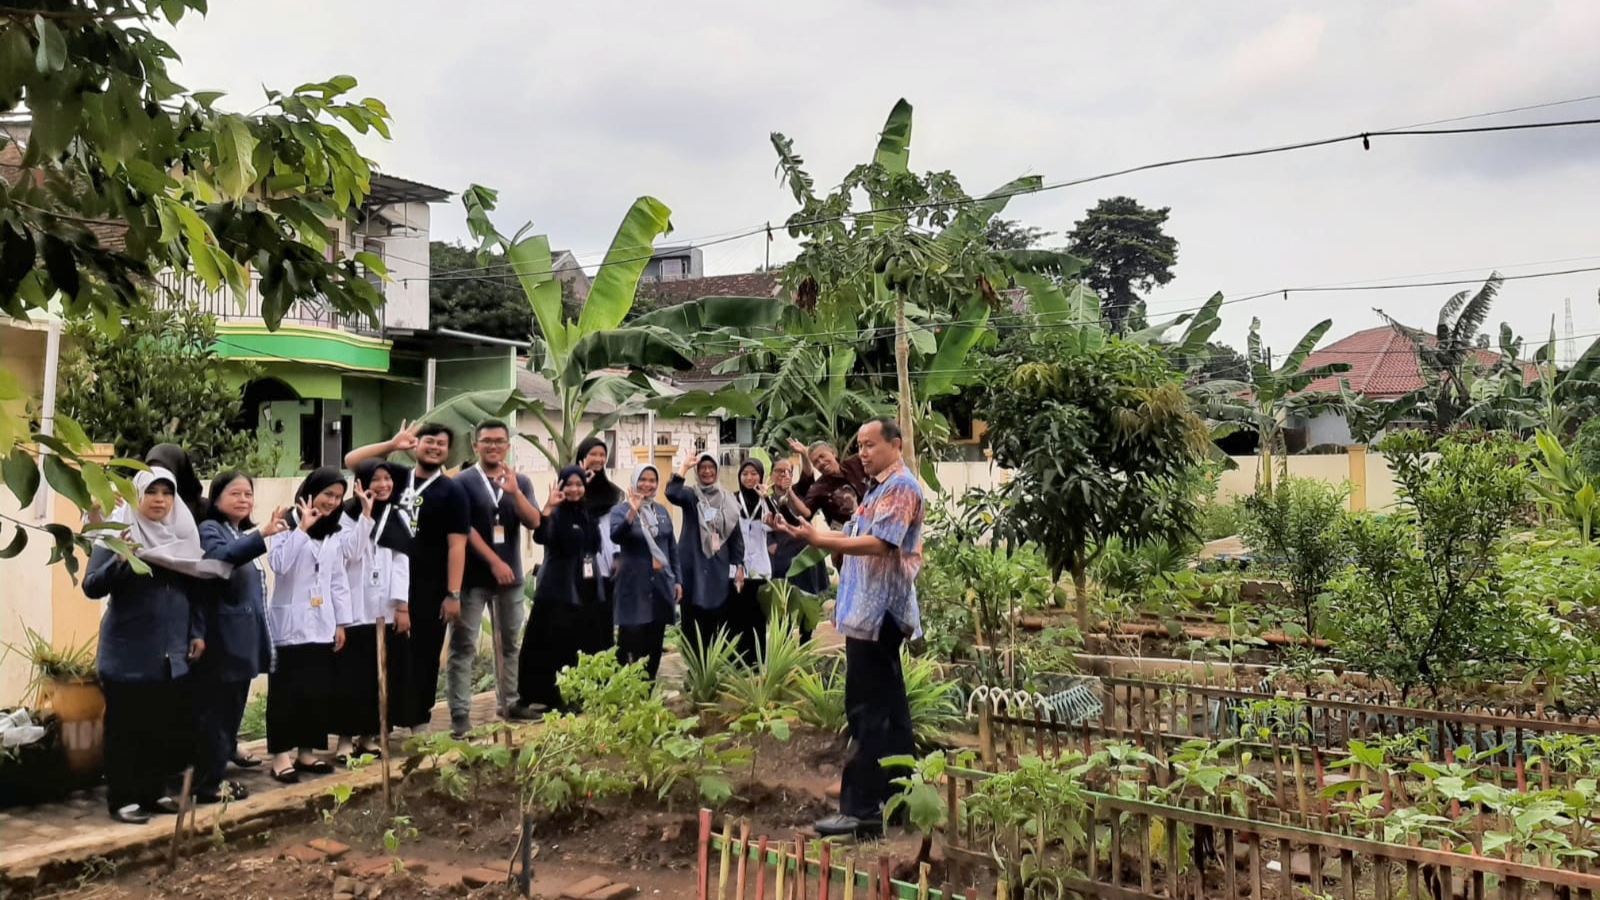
[678,629,742,707]
[1324,432,1527,697]
[962,756,1090,893]
[903,652,962,748]
[4,626,96,704]
[1236,477,1350,637]
[238,693,267,741]
[720,616,817,716]
[1530,430,1600,541]
[791,663,846,734]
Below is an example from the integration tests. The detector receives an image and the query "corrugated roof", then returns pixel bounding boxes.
[515,365,682,416]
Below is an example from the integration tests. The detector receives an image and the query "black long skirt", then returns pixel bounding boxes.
[331,624,380,736]
[267,643,333,754]
[517,579,602,711]
[577,593,616,658]
[726,579,768,667]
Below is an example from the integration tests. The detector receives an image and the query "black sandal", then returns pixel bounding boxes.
[295,759,334,775]
[232,752,263,768]
[270,767,300,784]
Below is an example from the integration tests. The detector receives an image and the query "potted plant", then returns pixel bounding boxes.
[5,627,102,776]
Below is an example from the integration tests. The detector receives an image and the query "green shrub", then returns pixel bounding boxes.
[1236,477,1351,637]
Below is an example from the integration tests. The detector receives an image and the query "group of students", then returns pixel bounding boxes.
[84,424,872,826]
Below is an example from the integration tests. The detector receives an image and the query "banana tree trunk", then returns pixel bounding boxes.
[895,287,917,473]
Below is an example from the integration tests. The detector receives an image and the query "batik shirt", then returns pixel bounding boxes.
[834,460,924,641]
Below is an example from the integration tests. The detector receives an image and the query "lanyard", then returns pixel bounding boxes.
[307,535,329,574]
[738,491,767,522]
[373,504,394,544]
[403,468,441,524]
[475,464,505,507]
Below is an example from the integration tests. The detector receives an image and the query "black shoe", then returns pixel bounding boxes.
[295,759,334,775]
[813,813,882,838]
[195,782,250,804]
[231,753,263,769]
[142,796,182,816]
[270,767,300,784]
[110,804,151,825]
[506,703,547,721]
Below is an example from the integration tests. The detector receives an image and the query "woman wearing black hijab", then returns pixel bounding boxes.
[729,459,776,665]
[146,444,207,520]
[574,437,621,652]
[512,466,606,715]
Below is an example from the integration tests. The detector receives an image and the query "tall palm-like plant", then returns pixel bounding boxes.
[1376,273,1502,434]
[415,186,782,466]
[1196,319,1350,492]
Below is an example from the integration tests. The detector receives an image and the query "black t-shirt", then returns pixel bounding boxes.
[459,465,535,590]
[392,465,470,599]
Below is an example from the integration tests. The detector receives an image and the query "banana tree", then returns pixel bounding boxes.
[1196,318,1350,493]
[1461,318,1600,436]
[1377,274,1502,433]
[419,185,782,467]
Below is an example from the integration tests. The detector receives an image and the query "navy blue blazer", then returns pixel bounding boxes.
[195,520,273,682]
[83,546,204,683]
[608,502,680,628]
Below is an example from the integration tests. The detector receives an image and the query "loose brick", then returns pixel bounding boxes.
[284,844,326,864]
[560,876,611,899]
[310,839,353,860]
[462,866,505,888]
[584,883,638,900]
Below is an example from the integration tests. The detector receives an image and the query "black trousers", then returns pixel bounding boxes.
[267,643,333,754]
[616,623,667,681]
[839,617,915,821]
[518,591,590,711]
[680,601,728,660]
[726,580,768,667]
[102,677,190,813]
[400,601,447,728]
[192,677,249,794]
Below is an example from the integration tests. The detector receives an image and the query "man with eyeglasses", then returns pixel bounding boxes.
[450,420,540,734]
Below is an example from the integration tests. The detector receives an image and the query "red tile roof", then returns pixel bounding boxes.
[2,139,129,252]
[636,271,783,307]
[1300,325,1533,399]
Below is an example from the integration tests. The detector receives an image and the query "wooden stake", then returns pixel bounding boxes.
[376,615,392,810]
[167,767,195,872]
[818,841,833,900]
[719,818,735,900]
[755,837,770,900]
[917,863,930,900]
[735,819,751,900]
[842,855,855,900]
[774,842,788,900]
[698,809,713,900]
[794,831,808,900]
[876,855,890,900]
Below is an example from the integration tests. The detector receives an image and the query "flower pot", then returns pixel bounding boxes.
[42,678,105,776]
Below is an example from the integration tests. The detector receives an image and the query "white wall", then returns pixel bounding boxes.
[362,200,432,331]
[1304,411,1355,448]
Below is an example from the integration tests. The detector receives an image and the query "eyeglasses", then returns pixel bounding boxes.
[476,438,509,447]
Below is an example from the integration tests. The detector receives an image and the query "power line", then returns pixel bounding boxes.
[412,107,1600,286]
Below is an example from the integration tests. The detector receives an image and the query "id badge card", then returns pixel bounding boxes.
[652,558,664,571]
[701,507,718,523]
[492,524,507,545]
[370,568,382,587]
[582,556,595,579]
[729,564,738,579]
[310,595,324,609]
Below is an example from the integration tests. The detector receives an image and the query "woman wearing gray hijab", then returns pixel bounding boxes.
[83,467,231,824]
[666,453,745,656]
[609,465,681,680]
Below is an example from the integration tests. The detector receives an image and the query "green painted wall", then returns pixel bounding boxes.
[342,377,386,449]
[216,324,390,374]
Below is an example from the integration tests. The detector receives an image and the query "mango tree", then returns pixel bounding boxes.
[416,186,781,467]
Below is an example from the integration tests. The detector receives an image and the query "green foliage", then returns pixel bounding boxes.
[902,652,962,747]
[1375,274,1501,434]
[1236,477,1351,636]
[979,335,1212,628]
[60,303,265,474]
[1498,535,1600,705]
[883,750,963,836]
[1324,432,1527,696]
[961,755,1090,892]
[1574,417,1600,481]
[446,188,781,467]
[427,240,578,343]
[1193,500,1242,542]
[1065,196,1179,335]
[1529,430,1600,541]
[238,693,267,742]
[791,662,846,734]
[720,617,817,717]
[678,629,743,708]
[3,625,95,703]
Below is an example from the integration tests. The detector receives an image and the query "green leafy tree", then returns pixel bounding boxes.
[983,218,1053,251]
[419,186,782,467]
[978,335,1212,629]
[767,99,1081,472]
[0,0,393,573]
[427,240,581,343]
[1065,197,1180,335]
[1325,432,1527,698]
[59,303,268,475]
[1237,477,1350,637]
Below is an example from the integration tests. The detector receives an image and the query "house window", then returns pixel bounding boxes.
[341,415,354,461]
[719,418,739,446]
[299,413,320,470]
[693,435,707,451]
[656,432,673,446]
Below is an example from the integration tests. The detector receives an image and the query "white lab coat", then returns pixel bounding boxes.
[267,527,354,646]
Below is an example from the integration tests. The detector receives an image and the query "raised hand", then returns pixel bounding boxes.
[265,506,290,536]
[497,470,522,498]
[547,483,565,508]
[391,419,422,453]
[356,484,376,519]
[295,498,321,533]
[786,437,807,455]
[629,488,645,513]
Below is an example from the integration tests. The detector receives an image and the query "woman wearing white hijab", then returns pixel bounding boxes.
[84,466,231,825]
[665,453,745,656]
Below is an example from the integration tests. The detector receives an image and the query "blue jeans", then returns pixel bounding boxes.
[446,584,525,730]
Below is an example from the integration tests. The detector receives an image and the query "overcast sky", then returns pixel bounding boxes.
[164,1,1600,355]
